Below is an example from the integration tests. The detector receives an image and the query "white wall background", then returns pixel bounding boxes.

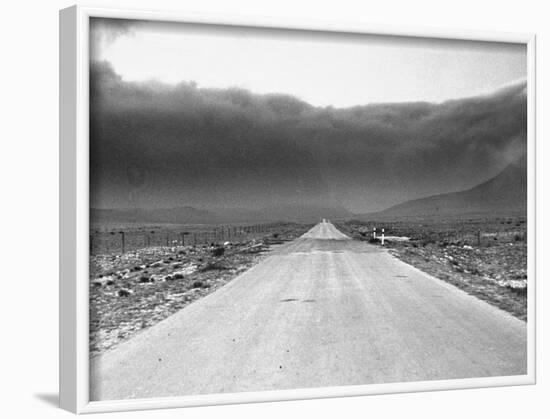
[0,0,547,418]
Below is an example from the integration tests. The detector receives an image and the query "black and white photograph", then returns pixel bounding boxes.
[87,16,530,402]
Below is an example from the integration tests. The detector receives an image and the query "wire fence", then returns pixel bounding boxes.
[90,223,280,256]
[403,229,528,246]
[343,220,527,247]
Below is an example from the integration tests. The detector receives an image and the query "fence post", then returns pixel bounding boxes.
[119,231,125,254]
[477,230,481,246]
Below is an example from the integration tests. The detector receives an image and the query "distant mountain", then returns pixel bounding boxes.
[91,204,353,225]
[248,204,354,223]
[90,206,221,225]
[362,156,527,219]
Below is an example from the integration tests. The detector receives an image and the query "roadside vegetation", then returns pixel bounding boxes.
[89,222,311,356]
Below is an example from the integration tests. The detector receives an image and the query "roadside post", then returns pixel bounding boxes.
[119,231,125,254]
[381,228,385,246]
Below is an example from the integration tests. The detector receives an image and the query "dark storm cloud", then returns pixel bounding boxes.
[90,61,527,212]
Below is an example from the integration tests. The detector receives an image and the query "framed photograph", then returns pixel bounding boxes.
[59,5,536,414]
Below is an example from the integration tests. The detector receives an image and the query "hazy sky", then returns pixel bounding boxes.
[89,18,527,213]
[91,18,526,108]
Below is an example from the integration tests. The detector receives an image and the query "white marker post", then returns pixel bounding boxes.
[373,227,377,239]
[381,228,385,246]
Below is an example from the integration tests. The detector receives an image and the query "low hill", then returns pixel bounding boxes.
[90,206,221,225]
[363,156,527,219]
[91,204,353,225]
[246,204,354,223]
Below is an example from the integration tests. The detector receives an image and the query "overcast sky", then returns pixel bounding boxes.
[89,18,527,213]
[91,18,526,107]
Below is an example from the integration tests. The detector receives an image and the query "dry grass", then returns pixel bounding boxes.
[89,223,311,356]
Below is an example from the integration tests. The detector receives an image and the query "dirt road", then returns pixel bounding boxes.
[90,221,526,401]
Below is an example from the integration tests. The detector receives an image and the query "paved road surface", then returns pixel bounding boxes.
[91,221,526,401]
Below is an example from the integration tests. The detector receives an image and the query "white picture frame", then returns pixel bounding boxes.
[59,4,537,414]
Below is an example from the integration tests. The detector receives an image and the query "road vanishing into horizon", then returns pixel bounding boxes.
[90,221,527,401]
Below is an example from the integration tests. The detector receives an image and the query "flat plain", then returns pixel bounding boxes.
[90,221,526,401]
